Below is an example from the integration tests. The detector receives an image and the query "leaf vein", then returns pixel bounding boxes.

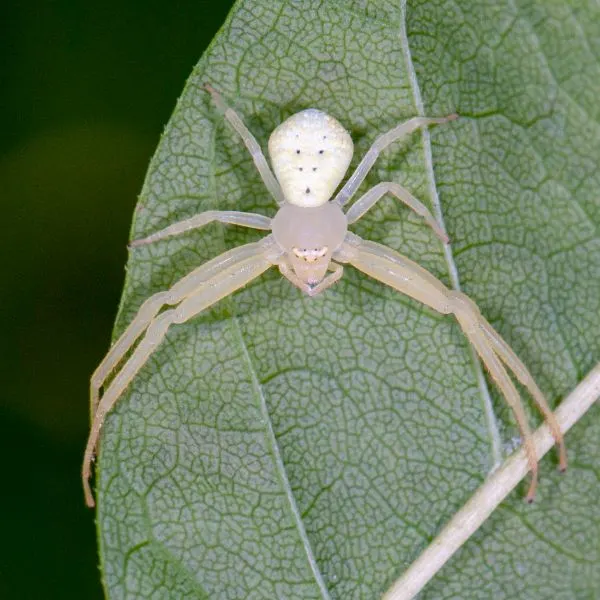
[399,0,503,470]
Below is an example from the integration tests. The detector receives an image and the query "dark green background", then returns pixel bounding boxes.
[0,1,234,597]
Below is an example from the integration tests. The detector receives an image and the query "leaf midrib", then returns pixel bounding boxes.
[230,312,332,598]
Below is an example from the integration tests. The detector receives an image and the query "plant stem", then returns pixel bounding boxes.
[382,362,600,600]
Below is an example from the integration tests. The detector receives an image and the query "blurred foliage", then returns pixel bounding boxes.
[0,0,233,597]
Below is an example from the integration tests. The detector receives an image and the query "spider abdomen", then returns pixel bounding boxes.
[268,109,353,207]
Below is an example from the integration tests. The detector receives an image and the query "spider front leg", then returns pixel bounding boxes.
[93,211,272,414]
[476,314,567,472]
[344,181,449,244]
[334,113,458,207]
[91,236,272,418]
[342,233,566,501]
[85,237,277,507]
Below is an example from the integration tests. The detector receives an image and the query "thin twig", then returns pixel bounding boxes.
[382,362,600,600]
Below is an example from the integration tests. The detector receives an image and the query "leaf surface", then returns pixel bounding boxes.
[98,0,600,597]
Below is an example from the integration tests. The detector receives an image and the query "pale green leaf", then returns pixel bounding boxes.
[97,0,600,598]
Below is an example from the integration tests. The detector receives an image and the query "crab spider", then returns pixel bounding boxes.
[83,83,567,508]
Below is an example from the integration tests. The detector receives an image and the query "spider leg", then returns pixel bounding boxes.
[450,294,538,502]
[342,233,564,501]
[130,210,272,247]
[203,83,285,206]
[344,181,449,243]
[90,239,274,423]
[478,319,567,471]
[84,238,275,507]
[333,114,457,207]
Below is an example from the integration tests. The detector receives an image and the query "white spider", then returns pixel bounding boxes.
[83,84,566,507]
